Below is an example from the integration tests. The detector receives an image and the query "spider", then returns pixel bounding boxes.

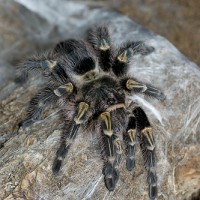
[16,25,165,200]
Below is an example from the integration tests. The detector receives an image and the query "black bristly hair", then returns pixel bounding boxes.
[17,24,165,200]
[87,25,113,71]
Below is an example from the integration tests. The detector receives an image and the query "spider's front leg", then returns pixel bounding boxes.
[112,41,154,76]
[87,25,113,71]
[133,107,157,200]
[122,78,165,100]
[15,49,70,85]
[15,54,55,84]
[100,112,123,191]
[52,101,89,173]
[19,83,74,129]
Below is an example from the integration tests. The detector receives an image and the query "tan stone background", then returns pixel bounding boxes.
[0,1,200,200]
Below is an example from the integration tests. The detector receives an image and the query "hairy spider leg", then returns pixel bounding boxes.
[87,25,113,71]
[52,102,89,173]
[20,40,97,84]
[122,78,166,101]
[48,63,70,84]
[15,40,90,85]
[112,41,155,76]
[124,116,137,171]
[19,87,58,128]
[133,107,157,200]
[19,83,74,129]
[15,56,71,85]
[15,53,55,84]
[54,39,97,76]
[100,111,123,191]
[53,39,89,55]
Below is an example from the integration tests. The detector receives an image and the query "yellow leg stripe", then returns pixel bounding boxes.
[126,79,147,92]
[74,102,89,124]
[46,60,57,70]
[118,50,127,63]
[100,112,113,137]
[127,129,136,145]
[99,39,110,51]
[141,127,154,149]
[54,82,74,97]
[114,138,122,154]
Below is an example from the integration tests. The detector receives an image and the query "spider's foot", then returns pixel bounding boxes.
[103,163,119,191]
[141,45,155,55]
[18,119,36,129]
[15,76,26,85]
[148,171,157,199]
[52,158,62,174]
[126,158,135,171]
[52,144,69,174]
[149,184,157,200]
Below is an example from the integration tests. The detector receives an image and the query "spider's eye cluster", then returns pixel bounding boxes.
[107,98,117,105]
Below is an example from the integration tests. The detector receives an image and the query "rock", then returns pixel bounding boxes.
[0,0,200,200]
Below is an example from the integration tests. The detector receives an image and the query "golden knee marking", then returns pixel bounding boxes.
[141,127,155,150]
[74,102,89,124]
[47,60,57,70]
[99,39,110,51]
[65,82,74,94]
[100,112,113,137]
[54,82,74,97]
[127,129,136,145]
[118,50,127,63]
[126,79,147,92]
[113,138,122,154]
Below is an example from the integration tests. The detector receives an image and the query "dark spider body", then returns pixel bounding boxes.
[16,25,165,200]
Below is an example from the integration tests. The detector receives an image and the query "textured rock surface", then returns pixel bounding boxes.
[0,0,200,200]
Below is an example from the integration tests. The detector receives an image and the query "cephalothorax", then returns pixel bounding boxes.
[17,25,165,200]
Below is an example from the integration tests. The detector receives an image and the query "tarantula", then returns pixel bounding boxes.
[16,25,165,200]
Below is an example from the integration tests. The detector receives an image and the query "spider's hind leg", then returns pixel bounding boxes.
[124,116,137,171]
[133,107,157,200]
[112,41,154,76]
[100,112,123,191]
